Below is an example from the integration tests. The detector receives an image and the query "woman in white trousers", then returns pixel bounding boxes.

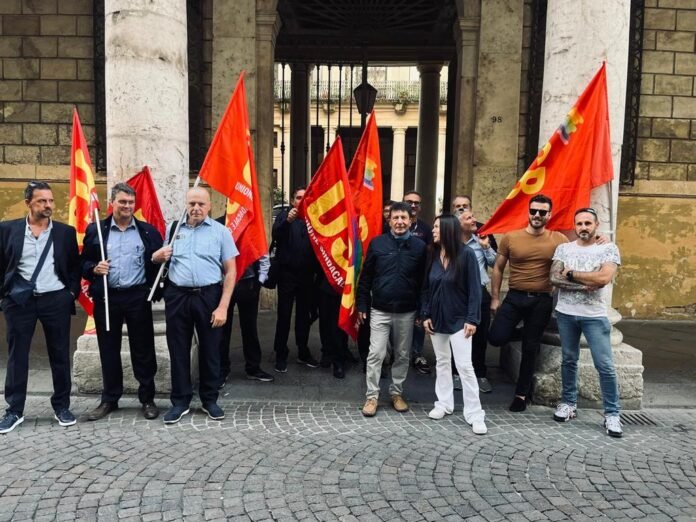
[421,215,487,434]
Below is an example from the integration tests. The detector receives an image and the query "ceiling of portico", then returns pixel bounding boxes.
[275,0,457,63]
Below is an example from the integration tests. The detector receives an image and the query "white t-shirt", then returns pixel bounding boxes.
[553,241,621,318]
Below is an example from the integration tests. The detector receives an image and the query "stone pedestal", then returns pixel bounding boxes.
[73,304,199,394]
[500,309,644,410]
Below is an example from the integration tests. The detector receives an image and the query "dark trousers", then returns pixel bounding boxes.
[472,287,492,378]
[93,286,157,404]
[3,289,73,415]
[357,311,371,363]
[273,269,312,361]
[488,289,553,396]
[164,284,222,407]
[317,290,347,367]
[220,277,262,378]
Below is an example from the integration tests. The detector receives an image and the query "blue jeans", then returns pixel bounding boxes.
[556,311,620,416]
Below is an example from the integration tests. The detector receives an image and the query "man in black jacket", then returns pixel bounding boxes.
[271,187,319,373]
[80,182,163,421]
[357,201,427,417]
[0,181,80,433]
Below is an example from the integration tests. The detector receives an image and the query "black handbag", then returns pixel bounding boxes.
[262,239,279,289]
[9,232,54,306]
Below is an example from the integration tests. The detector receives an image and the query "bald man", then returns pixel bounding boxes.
[152,187,238,424]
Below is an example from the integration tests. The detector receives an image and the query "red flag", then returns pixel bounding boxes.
[479,63,613,235]
[124,167,166,239]
[347,112,383,255]
[199,72,268,280]
[69,108,99,333]
[299,137,361,339]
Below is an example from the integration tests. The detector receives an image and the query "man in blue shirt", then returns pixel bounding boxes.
[81,182,163,421]
[0,181,80,434]
[459,209,496,393]
[152,187,238,424]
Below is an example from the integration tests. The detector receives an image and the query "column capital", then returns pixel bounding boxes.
[256,10,281,45]
[453,16,480,47]
[417,62,444,75]
[392,126,407,136]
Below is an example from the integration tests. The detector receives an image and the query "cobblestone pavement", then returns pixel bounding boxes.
[1,397,696,521]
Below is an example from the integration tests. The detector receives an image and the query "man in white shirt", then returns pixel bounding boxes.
[550,207,622,437]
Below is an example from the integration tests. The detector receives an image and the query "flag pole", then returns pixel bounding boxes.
[93,208,110,332]
[147,176,201,302]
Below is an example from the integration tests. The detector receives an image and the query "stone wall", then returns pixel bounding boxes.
[0,0,95,176]
[517,0,534,175]
[613,0,696,319]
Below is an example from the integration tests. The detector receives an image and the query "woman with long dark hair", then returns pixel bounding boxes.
[421,214,486,434]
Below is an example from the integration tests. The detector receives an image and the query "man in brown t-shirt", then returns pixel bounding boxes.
[489,194,568,412]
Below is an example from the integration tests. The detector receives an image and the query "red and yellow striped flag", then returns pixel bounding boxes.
[69,108,99,333]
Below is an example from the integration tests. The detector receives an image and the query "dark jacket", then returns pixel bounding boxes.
[0,218,80,312]
[410,218,433,245]
[357,232,427,314]
[421,244,481,334]
[271,209,314,274]
[80,215,163,301]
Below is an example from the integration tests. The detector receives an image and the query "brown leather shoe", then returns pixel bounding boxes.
[361,398,378,417]
[391,394,409,413]
[141,401,160,420]
[87,402,118,421]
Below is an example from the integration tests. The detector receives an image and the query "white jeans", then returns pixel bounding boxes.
[430,329,485,423]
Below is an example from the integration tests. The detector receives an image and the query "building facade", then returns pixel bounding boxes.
[0,0,694,320]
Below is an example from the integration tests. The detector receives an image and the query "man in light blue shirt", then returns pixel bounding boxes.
[153,187,238,424]
[460,209,496,393]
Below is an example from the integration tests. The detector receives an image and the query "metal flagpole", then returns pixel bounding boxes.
[93,208,110,332]
[147,176,201,302]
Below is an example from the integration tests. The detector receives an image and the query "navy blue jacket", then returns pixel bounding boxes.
[357,232,427,314]
[0,218,80,312]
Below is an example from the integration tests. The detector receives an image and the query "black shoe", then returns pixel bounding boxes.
[509,396,527,412]
[163,405,190,424]
[54,409,76,427]
[319,353,332,368]
[297,355,319,368]
[274,360,288,373]
[141,401,159,420]
[246,368,275,382]
[202,403,225,420]
[413,356,431,375]
[0,412,24,434]
[87,402,118,421]
[333,365,345,379]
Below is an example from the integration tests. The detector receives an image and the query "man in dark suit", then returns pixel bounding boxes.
[80,182,163,421]
[0,181,80,433]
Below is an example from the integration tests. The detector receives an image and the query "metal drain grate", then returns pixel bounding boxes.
[620,412,658,426]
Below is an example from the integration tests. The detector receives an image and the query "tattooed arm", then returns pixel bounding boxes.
[550,259,588,290]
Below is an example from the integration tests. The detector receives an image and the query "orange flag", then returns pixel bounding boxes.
[298,137,361,339]
[69,108,99,333]
[347,111,383,255]
[125,167,166,239]
[199,72,268,280]
[479,63,613,235]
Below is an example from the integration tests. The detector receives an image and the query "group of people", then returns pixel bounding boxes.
[0,181,623,439]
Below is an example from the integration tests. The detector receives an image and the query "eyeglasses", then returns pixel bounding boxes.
[404,200,421,206]
[529,209,549,217]
[575,207,597,218]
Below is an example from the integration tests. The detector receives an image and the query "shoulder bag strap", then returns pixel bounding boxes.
[30,231,54,284]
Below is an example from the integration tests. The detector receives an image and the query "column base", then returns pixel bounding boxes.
[72,304,199,395]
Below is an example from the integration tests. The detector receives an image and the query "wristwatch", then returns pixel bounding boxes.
[566,270,574,282]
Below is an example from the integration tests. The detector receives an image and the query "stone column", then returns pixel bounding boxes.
[74,0,191,394]
[327,126,336,149]
[282,126,291,199]
[450,0,480,199]
[502,0,643,409]
[290,63,311,190]
[103,0,189,220]
[255,2,281,231]
[415,63,443,223]
[470,0,524,220]
[390,127,407,201]
[436,126,447,212]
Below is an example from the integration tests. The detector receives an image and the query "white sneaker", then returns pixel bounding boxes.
[428,407,450,420]
[471,418,487,435]
[553,403,577,422]
[604,415,623,438]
